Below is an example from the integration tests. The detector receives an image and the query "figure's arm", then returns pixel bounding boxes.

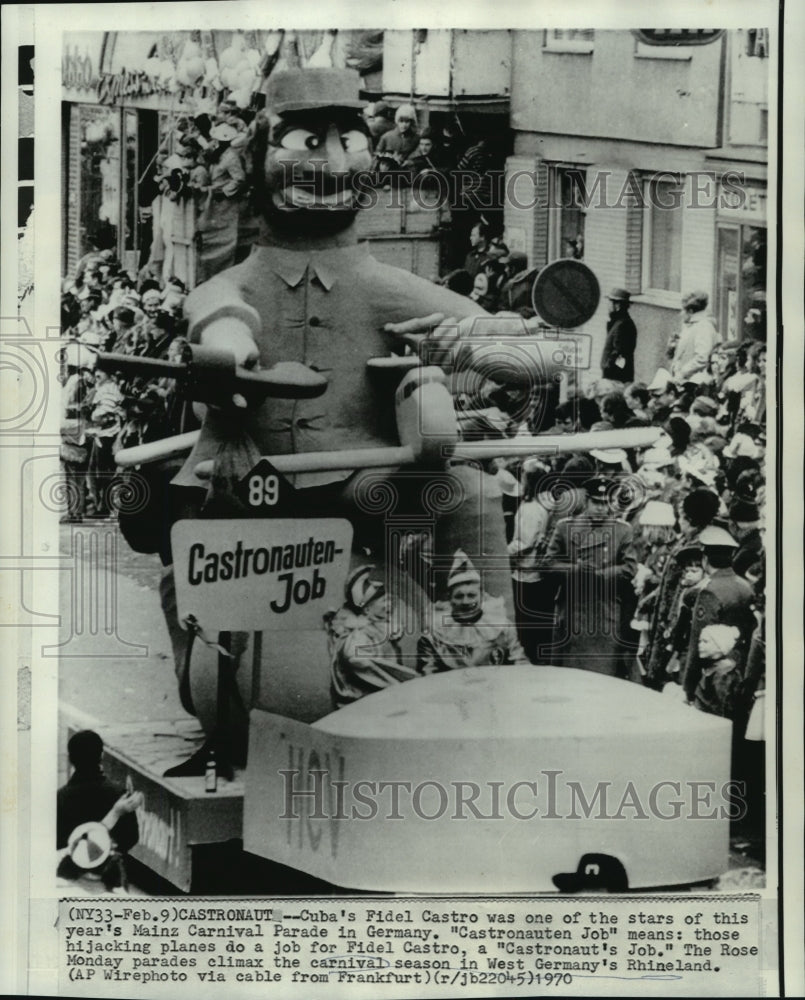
[185,280,261,363]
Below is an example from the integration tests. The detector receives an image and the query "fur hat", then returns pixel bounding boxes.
[700,623,740,657]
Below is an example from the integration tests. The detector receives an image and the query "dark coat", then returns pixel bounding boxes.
[682,568,756,701]
[600,311,637,382]
[57,770,138,852]
[539,514,638,675]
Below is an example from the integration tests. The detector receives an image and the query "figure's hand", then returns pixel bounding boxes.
[383,313,449,353]
[385,313,553,388]
[200,317,260,409]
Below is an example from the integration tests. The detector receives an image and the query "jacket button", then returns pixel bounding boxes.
[309,316,321,327]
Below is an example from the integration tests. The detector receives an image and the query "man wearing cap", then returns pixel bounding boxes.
[159,68,518,771]
[681,525,756,691]
[646,368,679,422]
[417,550,528,673]
[600,288,637,383]
[538,477,637,676]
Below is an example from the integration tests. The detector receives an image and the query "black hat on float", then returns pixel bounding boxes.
[552,854,629,893]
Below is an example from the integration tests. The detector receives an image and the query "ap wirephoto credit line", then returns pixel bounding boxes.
[1,1,802,997]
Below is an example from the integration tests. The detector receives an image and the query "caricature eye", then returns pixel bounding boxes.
[280,129,321,151]
[341,130,369,152]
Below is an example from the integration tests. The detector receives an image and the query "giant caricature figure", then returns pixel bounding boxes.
[160,69,533,774]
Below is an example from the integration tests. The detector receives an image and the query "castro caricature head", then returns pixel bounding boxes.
[251,68,373,237]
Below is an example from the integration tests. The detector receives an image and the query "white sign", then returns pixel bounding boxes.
[719,184,767,223]
[172,518,353,631]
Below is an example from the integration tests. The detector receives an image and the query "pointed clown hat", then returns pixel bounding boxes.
[447,549,481,590]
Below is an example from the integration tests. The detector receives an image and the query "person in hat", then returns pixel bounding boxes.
[680,525,756,691]
[57,730,142,891]
[684,624,743,719]
[195,121,248,282]
[324,565,418,708]
[671,290,720,385]
[537,477,638,676]
[646,367,679,422]
[158,67,517,772]
[729,497,763,572]
[600,287,637,383]
[417,550,528,673]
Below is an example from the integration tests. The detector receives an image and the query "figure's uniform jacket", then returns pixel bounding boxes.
[178,241,487,490]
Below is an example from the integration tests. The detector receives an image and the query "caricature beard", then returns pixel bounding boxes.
[262,197,360,237]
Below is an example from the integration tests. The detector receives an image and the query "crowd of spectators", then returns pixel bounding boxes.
[59,258,195,520]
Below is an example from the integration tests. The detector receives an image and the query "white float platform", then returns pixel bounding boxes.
[244,666,732,893]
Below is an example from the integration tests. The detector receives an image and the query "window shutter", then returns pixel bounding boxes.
[66,104,82,276]
[624,172,643,294]
[532,160,550,269]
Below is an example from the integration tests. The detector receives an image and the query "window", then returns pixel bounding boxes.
[544,29,594,54]
[641,175,684,296]
[549,166,587,260]
[716,224,766,340]
[728,30,769,146]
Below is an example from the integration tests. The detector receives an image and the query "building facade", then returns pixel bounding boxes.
[504,28,769,382]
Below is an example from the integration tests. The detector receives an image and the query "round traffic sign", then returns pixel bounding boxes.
[531,259,601,329]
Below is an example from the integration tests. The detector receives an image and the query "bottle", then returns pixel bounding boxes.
[205,750,217,793]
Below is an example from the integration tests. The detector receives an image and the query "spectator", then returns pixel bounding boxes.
[681,524,756,693]
[671,290,720,385]
[600,288,637,382]
[374,103,420,173]
[417,550,528,673]
[57,730,141,891]
[687,624,743,719]
[538,476,638,676]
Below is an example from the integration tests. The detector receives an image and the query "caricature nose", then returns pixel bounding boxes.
[323,124,347,173]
